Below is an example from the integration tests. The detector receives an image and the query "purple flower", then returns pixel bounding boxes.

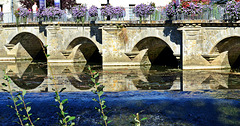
[17,8,30,18]
[0,12,3,17]
[185,2,202,15]
[36,6,44,18]
[225,0,240,20]
[133,3,155,18]
[71,5,87,18]
[89,5,98,17]
[42,7,64,18]
[101,5,114,18]
[113,6,125,18]
[166,2,176,17]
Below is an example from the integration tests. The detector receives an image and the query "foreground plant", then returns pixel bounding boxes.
[53,88,76,126]
[88,66,111,126]
[40,44,76,126]
[130,112,147,126]
[2,72,39,126]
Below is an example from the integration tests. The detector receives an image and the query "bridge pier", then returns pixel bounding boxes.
[179,25,231,70]
[102,26,150,66]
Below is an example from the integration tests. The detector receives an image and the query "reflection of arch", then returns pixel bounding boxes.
[9,32,46,61]
[210,37,240,68]
[130,30,179,54]
[8,64,47,90]
[67,37,102,64]
[133,37,178,67]
[67,74,93,90]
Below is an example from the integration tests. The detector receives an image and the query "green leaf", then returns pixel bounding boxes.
[91,78,96,83]
[67,116,76,122]
[61,99,68,104]
[17,95,22,101]
[22,90,26,96]
[59,87,66,93]
[88,66,91,71]
[98,91,104,96]
[23,117,28,121]
[13,97,19,102]
[101,100,105,105]
[92,70,96,74]
[103,116,107,121]
[141,117,148,121]
[107,120,112,124]
[92,98,97,102]
[59,104,63,110]
[70,122,75,126]
[33,118,40,123]
[96,83,100,86]
[102,105,106,109]
[46,54,50,57]
[26,102,31,105]
[16,102,23,106]
[7,105,14,109]
[26,106,31,112]
[132,114,136,117]
[94,73,99,78]
[45,45,48,48]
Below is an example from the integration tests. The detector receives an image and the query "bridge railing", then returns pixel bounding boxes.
[0,5,234,24]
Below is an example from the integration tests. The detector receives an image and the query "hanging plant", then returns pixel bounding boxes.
[71,5,87,24]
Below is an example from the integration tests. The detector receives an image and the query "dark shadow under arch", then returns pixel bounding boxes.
[9,32,46,61]
[134,37,178,68]
[67,37,102,64]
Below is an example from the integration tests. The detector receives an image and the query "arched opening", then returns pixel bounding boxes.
[67,37,102,65]
[9,32,47,62]
[211,37,240,68]
[134,37,178,68]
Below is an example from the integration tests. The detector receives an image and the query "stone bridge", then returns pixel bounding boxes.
[0,21,240,69]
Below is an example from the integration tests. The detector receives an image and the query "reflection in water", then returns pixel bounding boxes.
[0,62,240,92]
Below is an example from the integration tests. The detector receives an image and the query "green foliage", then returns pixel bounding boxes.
[130,112,148,126]
[88,66,111,126]
[54,88,76,126]
[2,72,39,126]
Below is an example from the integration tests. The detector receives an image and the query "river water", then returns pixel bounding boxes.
[0,62,240,125]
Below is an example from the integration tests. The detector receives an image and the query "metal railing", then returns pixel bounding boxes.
[0,6,237,24]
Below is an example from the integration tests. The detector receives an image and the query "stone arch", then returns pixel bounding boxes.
[64,31,102,52]
[66,37,102,64]
[207,28,240,54]
[7,31,46,45]
[132,36,178,67]
[210,36,240,68]
[8,32,47,61]
[129,30,179,55]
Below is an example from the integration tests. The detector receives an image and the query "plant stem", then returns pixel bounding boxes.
[7,77,24,126]
[90,69,107,126]
[21,97,34,125]
[98,94,107,126]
